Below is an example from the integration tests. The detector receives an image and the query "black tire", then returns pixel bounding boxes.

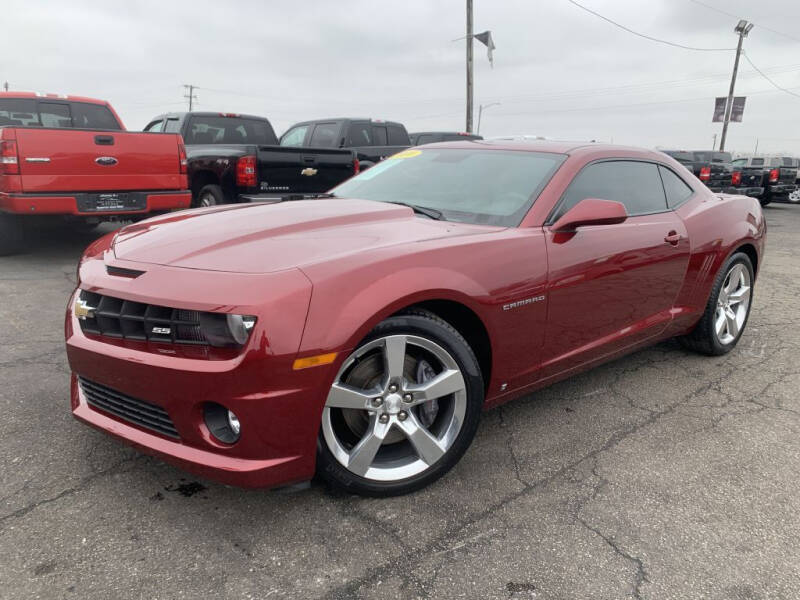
[759,197,771,207]
[679,252,754,356]
[193,184,224,208]
[787,189,800,204]
[316,309,484,497]
[0,213,26,256]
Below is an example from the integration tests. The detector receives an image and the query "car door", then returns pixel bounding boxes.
[540,159,690,377]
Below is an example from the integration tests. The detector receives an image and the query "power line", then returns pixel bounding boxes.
[687,0,800,43]
[742,52,800,99]
[565,0,737,51]
[183,84,198,110]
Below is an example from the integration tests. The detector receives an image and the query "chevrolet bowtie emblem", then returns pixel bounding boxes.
[300,167,318,176]
[74,298,96,320]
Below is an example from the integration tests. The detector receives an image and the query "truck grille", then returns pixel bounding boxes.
[77,290,208,345]
[78,376,180,439]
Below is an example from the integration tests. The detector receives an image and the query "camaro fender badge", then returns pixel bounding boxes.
[502,295,546,311]
[95,156,118,166]
[151,326,171,335]
[74,299,96,320]
[300,167,318,176]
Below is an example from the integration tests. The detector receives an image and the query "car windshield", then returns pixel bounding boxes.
[330,148,566,226]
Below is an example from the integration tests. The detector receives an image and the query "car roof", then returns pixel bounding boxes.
[0,91,108,105]
[411,131,481,136]
[290,118,405,127]
[415,139,671,161]
[149,112,269,121]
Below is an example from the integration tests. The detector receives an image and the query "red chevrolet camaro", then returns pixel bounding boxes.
[66,141,765,496]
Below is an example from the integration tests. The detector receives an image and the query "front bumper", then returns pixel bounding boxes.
[65,261,334,489]
[0,190,191,216]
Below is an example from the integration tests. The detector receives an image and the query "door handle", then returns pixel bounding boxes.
[664,231,682,245]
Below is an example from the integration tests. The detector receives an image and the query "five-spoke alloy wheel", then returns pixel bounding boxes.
[317,311,483,496]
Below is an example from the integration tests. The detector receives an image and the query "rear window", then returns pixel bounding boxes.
[711,152,732,163]
[71,102,121,130]
[0,99,121,130]
[663,151,694,163]
[185,116,277,145]
[751,158,764,166]
[373,125,388,146]
[347,122,372,146]
[0,98,39,126]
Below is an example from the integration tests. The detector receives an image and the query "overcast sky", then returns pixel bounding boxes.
[3,0,799,154]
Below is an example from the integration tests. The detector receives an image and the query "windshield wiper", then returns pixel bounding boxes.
[384,201,444,220]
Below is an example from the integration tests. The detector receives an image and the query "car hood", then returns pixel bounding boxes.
[112,199,498,273]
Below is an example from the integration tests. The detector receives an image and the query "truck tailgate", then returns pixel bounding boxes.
[15,129,184,192]
[738,167,763,188]
[256,146,355,195]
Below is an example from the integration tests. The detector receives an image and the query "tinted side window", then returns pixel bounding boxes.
[144,120,164,132]
[387,124,409,145]
[39,103,72,128]
[554,161,667,221]
[164,119,181,133]
[373,125,388,146]
[309,122,340,147]
[659,166,694,209]
[347,122,372,146]
[416,134,437,145]
[281,125,308,147]
[71,103,121,130]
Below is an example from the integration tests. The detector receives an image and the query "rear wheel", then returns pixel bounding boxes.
[679,252,754,355]
[0,214,26,256]
[317,310,484,496]
[194,184,224,208]
[788,189,800,204]
[759,197,771,207]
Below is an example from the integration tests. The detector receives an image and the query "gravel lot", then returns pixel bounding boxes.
[1,205,798,599]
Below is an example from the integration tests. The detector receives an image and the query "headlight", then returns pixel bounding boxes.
[199,313,257,348]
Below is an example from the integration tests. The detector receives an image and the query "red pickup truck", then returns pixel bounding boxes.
[0,92,191,254]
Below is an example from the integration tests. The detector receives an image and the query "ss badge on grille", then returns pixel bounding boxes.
[152,326,171,335]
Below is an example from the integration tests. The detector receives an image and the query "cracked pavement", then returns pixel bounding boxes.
[1,206,799,599]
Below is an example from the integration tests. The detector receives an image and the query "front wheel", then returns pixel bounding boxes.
[317,310,484,496]
[679,252,754,355]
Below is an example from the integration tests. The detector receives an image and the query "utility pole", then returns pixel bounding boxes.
[719,20,753,151]
[466,0,473,133]
[712,133,717,151]
[477,102,500,135]
[2,81,8,92]
[183,84,198,111]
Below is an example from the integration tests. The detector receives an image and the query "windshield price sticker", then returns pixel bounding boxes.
[389,149,422,160]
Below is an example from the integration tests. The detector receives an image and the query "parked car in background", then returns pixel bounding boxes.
[730,156,798,206]
[145,112,358,207]
[410,131,483,145]
[660,150,762,198]
[0,92,191,255]
[280,118,410,170]
[66,140,764,496]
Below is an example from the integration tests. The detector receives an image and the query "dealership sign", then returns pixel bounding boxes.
[713,96,746,122]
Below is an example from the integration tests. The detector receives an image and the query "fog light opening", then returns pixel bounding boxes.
[204,402,241,444]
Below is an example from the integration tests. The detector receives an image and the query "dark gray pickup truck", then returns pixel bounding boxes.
[731,156,798,206]
[280,118,410,170]
[660,150,763,198]
[145,112,357,206]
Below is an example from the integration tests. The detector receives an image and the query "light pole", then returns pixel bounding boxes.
[477,102,501,135]
[719,20,753,151]
[466,0,473,132]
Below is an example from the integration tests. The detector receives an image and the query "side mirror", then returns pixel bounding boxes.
[551,198,627,232]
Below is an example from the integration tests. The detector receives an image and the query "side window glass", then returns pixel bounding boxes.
[372,125,388,146]
[347,123,372,146]
[659,166,694,209]
[554,161,668,221]
[280,125,308,147]
[164,119,181,133]
[144,120,164,132]
[417,134,436,145]
[308,122,339,147]
[387,125,409,145]
[39,103,72,128]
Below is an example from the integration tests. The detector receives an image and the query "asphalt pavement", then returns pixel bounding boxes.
[1,206,799,599]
